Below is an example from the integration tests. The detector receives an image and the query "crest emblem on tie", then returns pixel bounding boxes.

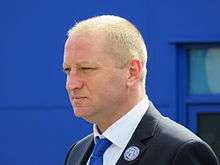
[123,146,140,161]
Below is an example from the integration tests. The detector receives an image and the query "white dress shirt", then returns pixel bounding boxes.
[87,95,149,165]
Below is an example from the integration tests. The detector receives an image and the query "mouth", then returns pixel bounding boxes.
[71,96,88,107]
[71,96,87,102]
[72,96,87,100]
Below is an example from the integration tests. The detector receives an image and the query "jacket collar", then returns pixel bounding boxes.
[116,102,161,165]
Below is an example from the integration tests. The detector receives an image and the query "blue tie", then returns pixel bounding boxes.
[89,138,112,165]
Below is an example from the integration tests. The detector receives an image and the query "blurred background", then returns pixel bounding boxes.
[1,0,220,164]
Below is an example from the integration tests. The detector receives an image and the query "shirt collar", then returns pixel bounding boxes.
[93,95,149,148]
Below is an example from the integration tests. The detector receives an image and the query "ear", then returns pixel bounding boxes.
[126,59,142,87]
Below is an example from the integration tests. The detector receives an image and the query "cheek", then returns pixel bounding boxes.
[87,71,126,98]
[102,74,126,97]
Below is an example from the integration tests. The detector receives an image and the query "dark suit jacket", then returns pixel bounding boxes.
[65,102,219,165]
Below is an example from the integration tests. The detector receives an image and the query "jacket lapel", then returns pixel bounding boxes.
[77,135,94,165]
[116,102,162,165]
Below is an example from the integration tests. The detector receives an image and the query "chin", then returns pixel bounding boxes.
[73,108,97,123]
[73,107,90,117]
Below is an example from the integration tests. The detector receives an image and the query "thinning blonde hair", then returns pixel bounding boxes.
[68,15,147,86]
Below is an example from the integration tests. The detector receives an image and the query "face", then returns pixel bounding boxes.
[63,34,128,124]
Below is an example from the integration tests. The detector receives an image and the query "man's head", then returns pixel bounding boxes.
[63,15,148,131]
[68,15,147,85]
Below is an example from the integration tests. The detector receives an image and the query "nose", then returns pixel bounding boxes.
[66,70,83,92]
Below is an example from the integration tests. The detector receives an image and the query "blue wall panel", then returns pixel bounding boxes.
[0,107,91,164]
[1,0,220,164]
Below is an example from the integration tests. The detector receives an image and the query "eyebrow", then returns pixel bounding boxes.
[76,61,94,65]
[63,61,98,69]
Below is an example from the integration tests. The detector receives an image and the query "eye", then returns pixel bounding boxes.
[80,67,97,73]
[81,67,94,70]
[63,67,71,74]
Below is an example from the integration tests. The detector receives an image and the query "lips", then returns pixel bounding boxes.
[72,96,87,100]
[71,96,87,106]
[71,96,87,102]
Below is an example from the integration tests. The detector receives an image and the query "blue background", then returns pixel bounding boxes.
[1,0,220,164]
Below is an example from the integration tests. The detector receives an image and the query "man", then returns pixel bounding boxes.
[63,15,219,165]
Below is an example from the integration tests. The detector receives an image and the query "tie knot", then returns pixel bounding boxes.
[92,138,112,157]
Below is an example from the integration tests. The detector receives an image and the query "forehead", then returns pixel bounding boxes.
[64,34,107,64]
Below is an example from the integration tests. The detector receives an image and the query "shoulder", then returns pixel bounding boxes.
[147,110,219,164]
[171,139,219,164]
[158,116,201,143]
[153,114,207,153]
[145,103,202,144]
[64,134,93,165]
